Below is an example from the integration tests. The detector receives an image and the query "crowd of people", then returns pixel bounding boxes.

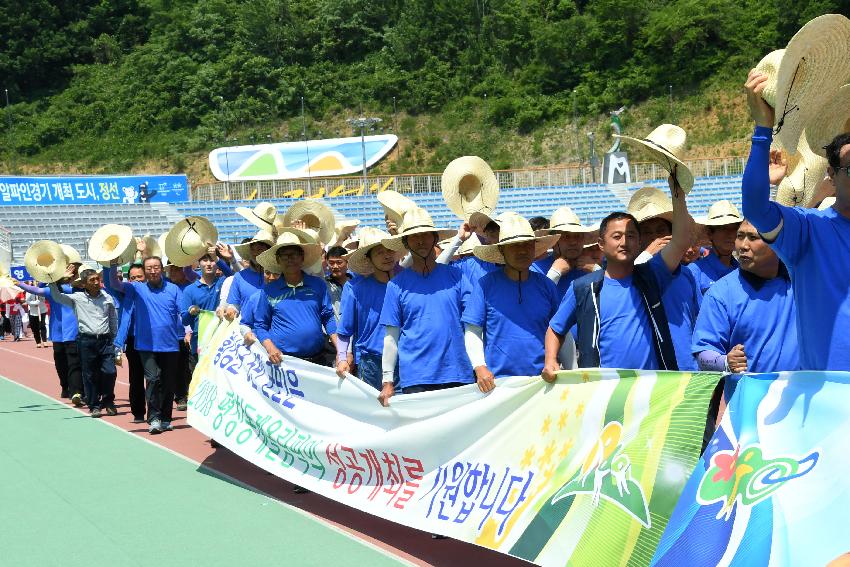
[8,18,850,446]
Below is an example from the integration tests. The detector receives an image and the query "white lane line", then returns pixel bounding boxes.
[0,374,417,567]
[0,346,130,386]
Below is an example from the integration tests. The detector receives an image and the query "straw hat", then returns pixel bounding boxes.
[345,227,396,275]
[236,201,277,232]
[281,200,335,244]
[473,213,559,265]
[381,207,455,252]
[139,234,163,259]
[818,196,836,210]
[25,240,68,283]
[775,131,829,207]
[774,14,850,154]
[547,206,597,233]
[59,244,82,266]
[377,190,418,227]
[234,229,276,259]
[806,84,850,158]
[72,262,101,287]
[615,124,694,193]
[755,49,785,108]
[275,226,321,244]
[441,156,500,221]
[694,200,744,226]
[163,217,219,267]
[329,219,360,247]
[88,224,137,266]
[256,232,324,274]
[627,187,674,223]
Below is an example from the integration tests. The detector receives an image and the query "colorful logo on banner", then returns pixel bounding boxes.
[208,135,398,181]
[697,444,819,521]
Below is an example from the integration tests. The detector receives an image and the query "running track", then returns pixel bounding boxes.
[0,337,529,566]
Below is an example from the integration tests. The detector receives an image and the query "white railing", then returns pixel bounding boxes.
[189,156,747,202]
[0,225,11,272]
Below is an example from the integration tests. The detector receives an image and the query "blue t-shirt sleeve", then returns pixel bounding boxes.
[550,283,578,335]
[179,286,194,327]
[319,282,338,335]
[380,280,402,328]
[216,258,233,277]
[741,126,783,234]
[461,276,486,328]
[691,286,732,356]
[253,291,272,344]
[648,252,674,293]
[337,283,356,338]
[226,274,242,306]
[769,206,809,265]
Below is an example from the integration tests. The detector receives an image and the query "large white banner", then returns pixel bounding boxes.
[188,319,719,566]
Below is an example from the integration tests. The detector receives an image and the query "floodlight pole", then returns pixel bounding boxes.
[346,116,382,191]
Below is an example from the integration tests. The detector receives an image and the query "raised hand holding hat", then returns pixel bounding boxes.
[473,213,559,265]
[441,156,500,222]
[163,217,219,267]
[281,200,335,244]
[615,124,694,193]
[25,240,68,283]
[380,207,455,252]
[88,224,137,267]
[236,201,277,232]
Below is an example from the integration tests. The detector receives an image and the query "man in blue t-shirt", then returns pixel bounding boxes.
[531,206,596,300]
[335,228,400,390]
[743,68,850,370]
[543,175,693,377]
[225,230,274,316]
[379,207,470,406]
[692,220,798,373]
[110,257,183,435]
[463,213,560,382]
[686,201,742,296]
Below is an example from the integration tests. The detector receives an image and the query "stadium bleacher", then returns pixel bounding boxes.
[0,175,743,263]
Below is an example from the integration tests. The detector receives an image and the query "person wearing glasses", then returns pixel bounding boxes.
[743,69,850,370]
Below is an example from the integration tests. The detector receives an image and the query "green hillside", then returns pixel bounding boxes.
[0,0,844,185]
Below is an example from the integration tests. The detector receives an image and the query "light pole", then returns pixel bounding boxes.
[346,116,382,190]
[301,96,312,193]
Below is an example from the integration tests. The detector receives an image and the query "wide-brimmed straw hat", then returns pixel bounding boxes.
[377,190,418,227]
[806,84,850,158]
[139,234,163,260]
[627,187,674,223]
[164,217,219,267]
[72,262,101,287]
[233,229,276,259]
[236,201,277,232]
[546,206,597,233]
[473,213,559,265]
[88,224,137,266]
[381,207,455,252]
[281,200,335,244]
[346,227,396,275]
[25,240,68,283]
[59,244,82,266]
[755,49,785,108]
[256,232,323,274]
[775,131,829,207]
[329,219,360,247]
[438,232,483,258]
[774,14,850,154]
[441,156,500,222]
[694,200,744,226]
[615,124,694,193]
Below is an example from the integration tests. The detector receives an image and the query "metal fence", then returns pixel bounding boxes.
[189,156,747,202]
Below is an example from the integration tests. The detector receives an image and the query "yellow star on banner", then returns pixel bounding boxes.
[560,387,570,401]
[520,446,536,468]
[557,410,568,431]
[581,371,590,383]
[575,402,586,417]
[541,415,552,435]
[559,438,574,460]
[537,441,556,468]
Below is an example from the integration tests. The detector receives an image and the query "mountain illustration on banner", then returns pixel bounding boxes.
[208,135,398,181]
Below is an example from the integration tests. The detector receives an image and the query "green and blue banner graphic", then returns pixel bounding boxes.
[652,372,850,567]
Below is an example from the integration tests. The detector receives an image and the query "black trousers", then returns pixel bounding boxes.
[78,334,117,410]
[401,382,467,395]
[29,314,47,344]
[53,340,83,397]
[139,350,180,423]
[125,335,146,420]
[174,341,197,402]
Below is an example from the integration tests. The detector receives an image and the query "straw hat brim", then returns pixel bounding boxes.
[473,234,560,265]
[236,206,277,232]
[234,233,275,259]
[377,190,418,226]
[276,226,320,244]
[256,242,323,274]
[59,244,82,266]
[282,200,336,244]
[755,49,785,108]
[468,209,497,228]
[547,222,597,234]
[615,135,694,193]
[441,156,500,220]
[382,227,456,252]
[774,14,850,154]
[25,240,68,283]
[694,213,744,226]
[775,132,829,207]
[141,235,163,259]
[164,217,219,267]
[806,84,850,158]
[346,242,397,275]
[88,224,136,266]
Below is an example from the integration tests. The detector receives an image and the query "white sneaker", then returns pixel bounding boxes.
[161,421,173,431]
[149,419,163,435]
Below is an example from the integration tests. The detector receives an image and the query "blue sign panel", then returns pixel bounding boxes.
[0,174,189,206]
[9,265,31,281]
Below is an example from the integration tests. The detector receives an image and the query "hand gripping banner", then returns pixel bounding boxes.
[188,319,721,566]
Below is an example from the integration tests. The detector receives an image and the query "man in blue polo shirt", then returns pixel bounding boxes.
[463,213,560,383]
[226,229,274,314]
[687,201,742,296]
[181,251,227,370]
[110,257,182,434]
[378,208,471,406]
[335,227,399,389]
[254,233,337,366]
[692,220,798,373]
[543,175,693,376]
[743,68,850,370]
[531,206,596,300]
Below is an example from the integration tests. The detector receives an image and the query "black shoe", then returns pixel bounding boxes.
[176,399,188,412]
[60,390,70,399]
[104,406,118,416]
[209,439,221,448]
[292,485,310,494]
[132,416,145,424]
[71,394,83,407]
[431,534,448,540]
[90,408,103,418]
